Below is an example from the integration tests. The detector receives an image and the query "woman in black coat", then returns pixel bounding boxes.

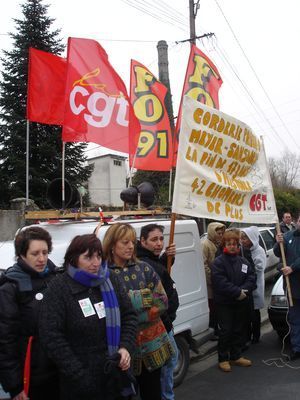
[211,229,256,373]
[0,226,59,400]
[39,234,138,400]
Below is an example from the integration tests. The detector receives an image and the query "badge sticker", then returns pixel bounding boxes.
[241,264,248,273]
[78,298,96,317]
[94,301,106,319]
[35,292,43,301]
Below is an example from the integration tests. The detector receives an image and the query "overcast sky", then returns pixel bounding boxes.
[1,0,299,159]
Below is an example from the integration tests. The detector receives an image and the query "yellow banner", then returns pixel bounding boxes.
[172,96,278,224]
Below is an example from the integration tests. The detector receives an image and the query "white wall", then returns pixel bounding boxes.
[88,155,126,206]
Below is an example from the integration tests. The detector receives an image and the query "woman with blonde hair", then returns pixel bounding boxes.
[103,223,174,400]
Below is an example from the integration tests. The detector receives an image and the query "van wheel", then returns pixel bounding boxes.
[173,335,190,387]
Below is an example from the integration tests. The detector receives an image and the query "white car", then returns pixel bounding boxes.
[268,275,288,338]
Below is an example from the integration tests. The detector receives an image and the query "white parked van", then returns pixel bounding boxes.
[0,217,212,386]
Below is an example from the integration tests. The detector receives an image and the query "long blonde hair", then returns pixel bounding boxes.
[103,223,137,264]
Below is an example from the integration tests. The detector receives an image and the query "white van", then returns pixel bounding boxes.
[0,217,211,386]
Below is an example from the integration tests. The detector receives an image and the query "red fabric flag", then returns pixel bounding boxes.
[173,45,223,166]
[62,38,140,153]
[27,48,66,125]
[129,60,173,171]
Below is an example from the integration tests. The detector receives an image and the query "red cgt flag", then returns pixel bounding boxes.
[129,59,173,171]
[62,37,140,153]
[27,48,66,125]
[173,45,223,166]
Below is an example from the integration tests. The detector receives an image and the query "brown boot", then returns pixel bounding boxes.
[219,361,232,372]
[231,357,252,367]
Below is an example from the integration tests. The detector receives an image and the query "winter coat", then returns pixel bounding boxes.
[0,258,58,398]
[201,222,225,298]
[109,260,174,376]
[136,241,179,333]
[241,226,266,309]
[39,270,137,400]
[211,252,256,305]
[279,221,296,234]
[273,229,300,299]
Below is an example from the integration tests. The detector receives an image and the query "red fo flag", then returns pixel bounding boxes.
[62,38,140,152]
[173,45,223,166]
[129,60,173,171]
[27,48,66,125]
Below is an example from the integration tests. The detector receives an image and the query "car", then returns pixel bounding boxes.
[200,226,281,280]
[268,275,289,338]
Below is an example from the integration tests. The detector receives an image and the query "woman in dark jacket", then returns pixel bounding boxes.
[39,234,138,400]
[0,226,59,400]
[211,230,256,373]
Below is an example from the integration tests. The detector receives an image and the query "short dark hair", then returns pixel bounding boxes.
[14,226,53,257]
[140,224,164,241]
[282,212,292,218]
[64,234,102,268]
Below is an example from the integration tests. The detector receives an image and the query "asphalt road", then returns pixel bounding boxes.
[175,323,300,400]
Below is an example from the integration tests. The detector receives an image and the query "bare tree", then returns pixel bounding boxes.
[268,150,300,189]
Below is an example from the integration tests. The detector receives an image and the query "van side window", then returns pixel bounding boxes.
[260,230,275,250]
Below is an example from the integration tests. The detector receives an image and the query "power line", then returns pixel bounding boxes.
[136,0,189,28]
[214,41,289,151]
[119,0,188,33]
[213,0,299,151]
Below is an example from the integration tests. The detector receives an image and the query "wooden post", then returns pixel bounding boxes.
[275,222,293,306]
[167,213,177,274]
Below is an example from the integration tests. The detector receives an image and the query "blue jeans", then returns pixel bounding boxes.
[161,331,178,400]
[288,298,300,352]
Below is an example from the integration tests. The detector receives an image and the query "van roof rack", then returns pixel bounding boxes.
[24,208,170,221]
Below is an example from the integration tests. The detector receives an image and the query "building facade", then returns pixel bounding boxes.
[87,154,127,207]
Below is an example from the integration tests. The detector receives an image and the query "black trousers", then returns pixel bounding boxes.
[251,309,261,341]
[136,364,161,400]
[28,378,60,400]
[216,300,249,362]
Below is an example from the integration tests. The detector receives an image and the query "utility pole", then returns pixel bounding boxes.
[189,0,200,46]
[189,0,196,45]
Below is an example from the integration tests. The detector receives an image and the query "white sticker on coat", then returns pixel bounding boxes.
[94,301,106,319]
[78,298,96,317]
[241,264,248,273]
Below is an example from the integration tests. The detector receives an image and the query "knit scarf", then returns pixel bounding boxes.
[67,262,121,355]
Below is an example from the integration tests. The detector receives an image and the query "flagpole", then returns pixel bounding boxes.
[62,141,65,209]
[260,136,293,306]
[128,148,138,187]
[26,120,30,206]
[168,168,173,203]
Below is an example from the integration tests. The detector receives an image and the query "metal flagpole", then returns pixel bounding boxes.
[128,148,138,187]
[26,120,30,206]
